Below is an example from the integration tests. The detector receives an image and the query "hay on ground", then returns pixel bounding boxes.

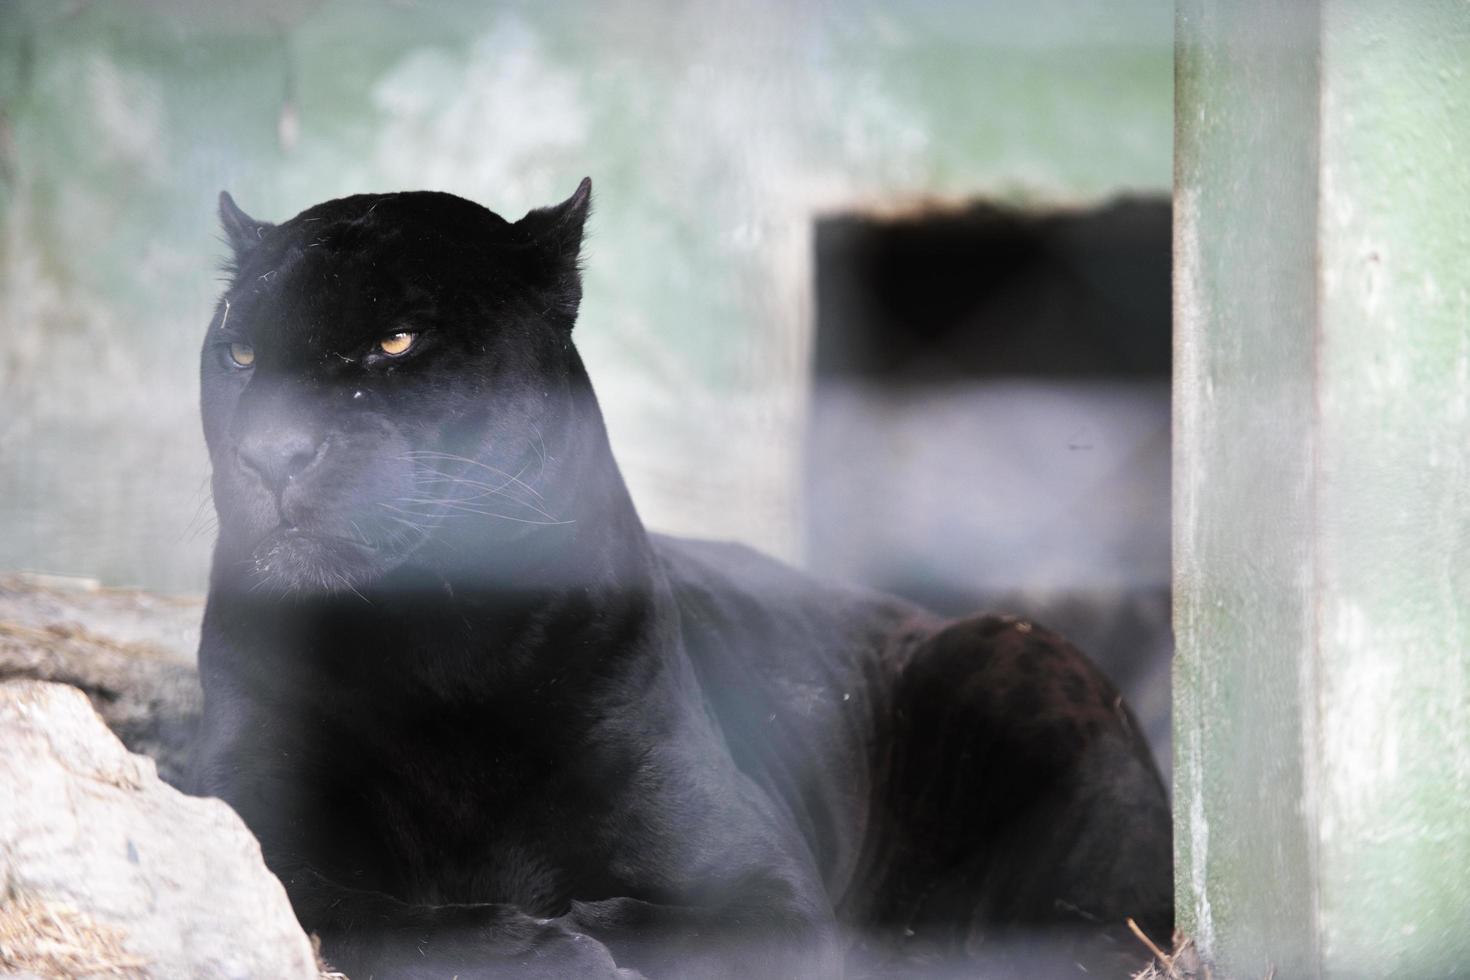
[0,889,148,979]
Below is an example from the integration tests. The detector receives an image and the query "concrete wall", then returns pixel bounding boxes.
[1175,2,1470,975]
[0,0,1172,592]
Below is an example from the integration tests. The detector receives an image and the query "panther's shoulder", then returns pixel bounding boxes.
[648,532,939,702]
[651,533,928,630]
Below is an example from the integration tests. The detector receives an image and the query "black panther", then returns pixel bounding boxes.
[193,180,1172,979]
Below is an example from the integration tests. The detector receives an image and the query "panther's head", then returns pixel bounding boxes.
[201,181,592,595]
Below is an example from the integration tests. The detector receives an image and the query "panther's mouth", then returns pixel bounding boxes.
[247,526,389,594]
[264,525,379,553]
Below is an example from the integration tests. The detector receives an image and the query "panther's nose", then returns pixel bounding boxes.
[238,424,324,494]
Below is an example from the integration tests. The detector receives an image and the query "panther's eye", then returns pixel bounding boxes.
[227,343,255,367]
[379,332,416,357]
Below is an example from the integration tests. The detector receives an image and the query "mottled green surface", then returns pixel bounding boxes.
[1314,3,1470,973]
[0,0,1172,592]
[1176,1,1470,976]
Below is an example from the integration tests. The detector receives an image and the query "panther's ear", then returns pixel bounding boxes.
[218,191,274,264]
[515,178,592,330]
[516,177,591,265]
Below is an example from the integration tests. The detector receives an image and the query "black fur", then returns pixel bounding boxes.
[193,182,1172,979]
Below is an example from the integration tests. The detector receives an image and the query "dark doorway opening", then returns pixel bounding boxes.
[806,196,1174,768]
[813,198,1172,383]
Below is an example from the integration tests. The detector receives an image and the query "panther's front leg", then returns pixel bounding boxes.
[563,890,844,980]
[283,866,644,980]
[288,865,840,980]
[566,732,848,978]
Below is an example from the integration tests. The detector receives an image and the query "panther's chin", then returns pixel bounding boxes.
[248,528,395,596]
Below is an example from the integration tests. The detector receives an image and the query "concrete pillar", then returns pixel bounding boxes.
[1174,2,1470,976]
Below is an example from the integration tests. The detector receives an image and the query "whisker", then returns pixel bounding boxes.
[348,520,374,548]
[530,423,548,474]
[401,463,557,516]
[381,501,574,527]
[393,495,563,523]
[411,475,546,509]
[179,474,217,542]
[397,487,561,522]
[334,568,371,604]
[399,451,547,503]
[382,514,431,532]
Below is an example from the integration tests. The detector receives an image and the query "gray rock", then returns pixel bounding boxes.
[0,680,319,980]
[0,576,203,788]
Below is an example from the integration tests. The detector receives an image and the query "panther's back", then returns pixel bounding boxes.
[655,535,1173,977]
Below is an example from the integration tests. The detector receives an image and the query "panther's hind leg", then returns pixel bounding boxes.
[858,614,1173,977]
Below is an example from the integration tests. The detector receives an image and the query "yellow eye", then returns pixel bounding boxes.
[228,342,255,367]
[379,332,416,356]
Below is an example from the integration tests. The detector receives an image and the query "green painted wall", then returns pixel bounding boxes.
[1314,3,1470,971]
[1176,1,1470,976]
[0,0,1172,592]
